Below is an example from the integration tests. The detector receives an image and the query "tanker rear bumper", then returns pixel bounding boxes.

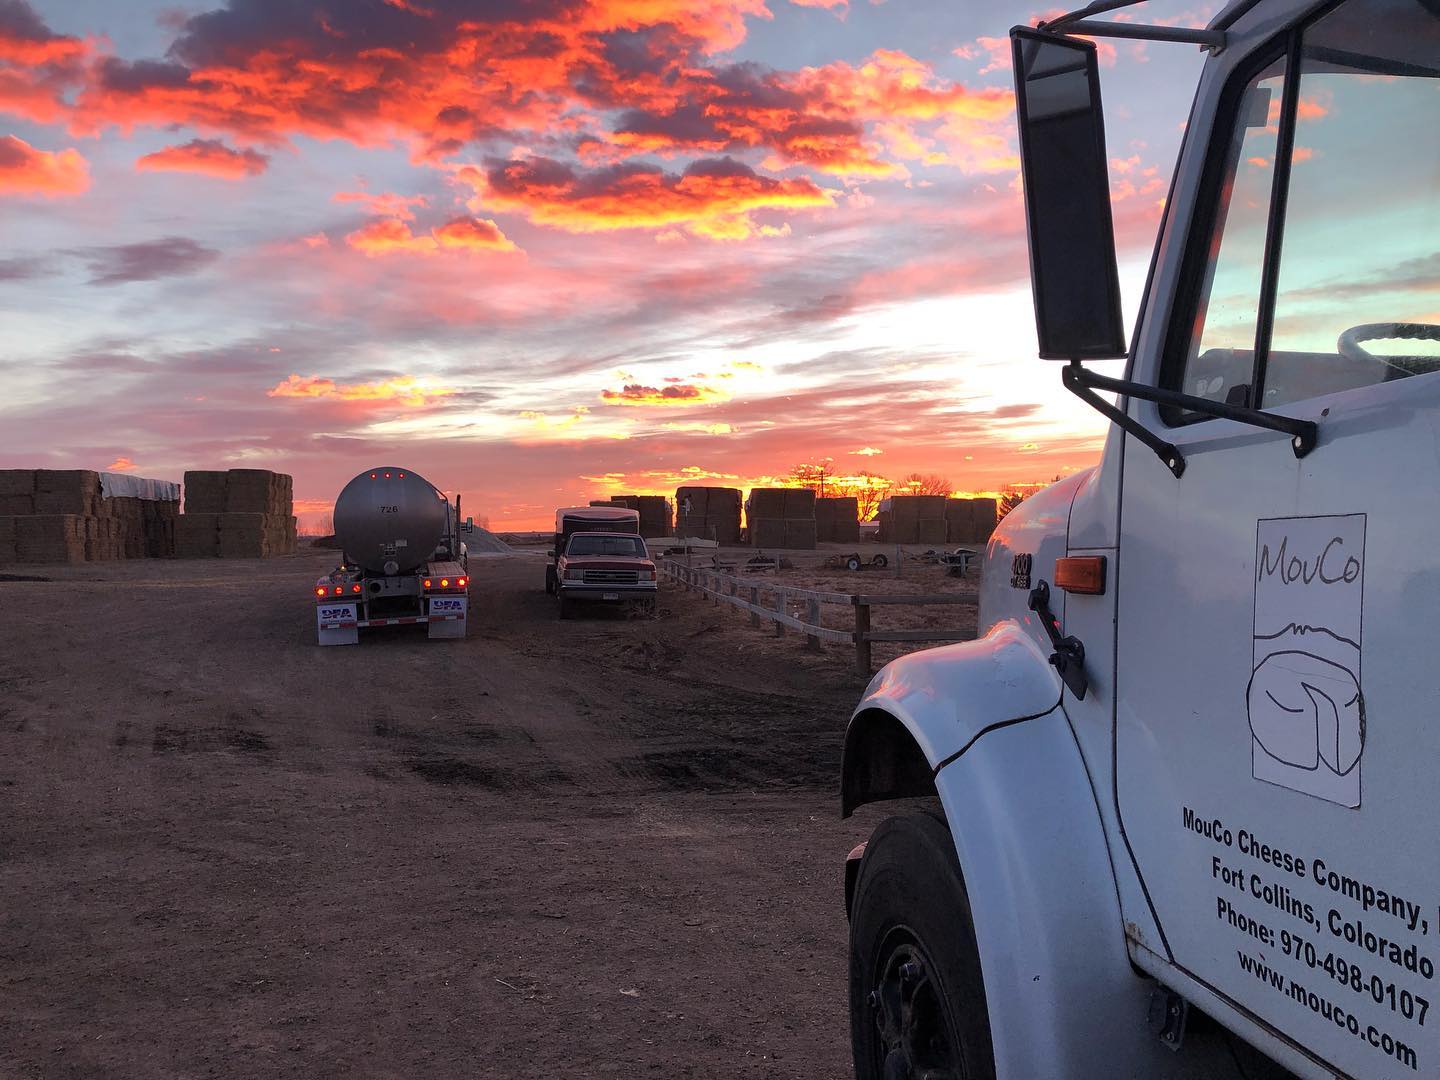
[315,595,467,645]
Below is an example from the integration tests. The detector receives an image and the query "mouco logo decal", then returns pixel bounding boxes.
[1248,515,1366,808]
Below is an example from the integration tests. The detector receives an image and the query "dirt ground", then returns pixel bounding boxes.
[0,547,981,1079]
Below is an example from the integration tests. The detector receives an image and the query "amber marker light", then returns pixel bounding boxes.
[1054,556,1107,595]
[440,578,449,588]
[423,578,432,588]
[315,587,326,597]
[457,577,467,587]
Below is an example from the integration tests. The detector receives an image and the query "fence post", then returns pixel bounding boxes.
[774,588,785,637]
[855,600,872,674]
[805,597,822,652]
[750,586,760,628]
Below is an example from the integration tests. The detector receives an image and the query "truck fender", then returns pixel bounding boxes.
[842,620,1061,817]
[843,622,1176,1078]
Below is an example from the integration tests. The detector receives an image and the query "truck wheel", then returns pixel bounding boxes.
[849,809,995,1080]
[558,595,575,620]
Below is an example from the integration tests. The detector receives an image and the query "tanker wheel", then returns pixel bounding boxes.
[849,809,995,1080]
[558,595,575,620]
[871,553,889,568]
[846,555,863,572]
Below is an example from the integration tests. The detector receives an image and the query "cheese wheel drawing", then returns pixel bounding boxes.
[1247,650,1365,776]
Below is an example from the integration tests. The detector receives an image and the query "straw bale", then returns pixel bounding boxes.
[749,517,786,548]
[783,520,817,549]
[35,470,99,496]
[917,519,948,544]
[0,470,35,496]
[748,488,787,519]
[783,489,816,519]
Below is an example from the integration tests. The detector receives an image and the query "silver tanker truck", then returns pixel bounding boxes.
[312,466,473,646]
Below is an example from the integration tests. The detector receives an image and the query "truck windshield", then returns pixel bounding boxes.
[567,535,646,557]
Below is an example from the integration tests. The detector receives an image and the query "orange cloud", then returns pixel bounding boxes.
[0,134,88,196]
[105,456,136,471]
[783,49,1016,173]
[136,138,268,178]
[266,373,456,406]
[432,215,518,252]
[0,3,90,123]
[467,156,833,239]
[345,217,437,255]
[601,382,728,406]
[345,214,519,255]
[333,190,427,221]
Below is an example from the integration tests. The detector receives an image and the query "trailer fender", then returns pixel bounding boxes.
[842,620,1061,817]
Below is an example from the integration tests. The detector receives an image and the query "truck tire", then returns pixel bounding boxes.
[849,808,995,1080]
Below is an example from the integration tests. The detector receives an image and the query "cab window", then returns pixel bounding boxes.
[1169,0,1440,417]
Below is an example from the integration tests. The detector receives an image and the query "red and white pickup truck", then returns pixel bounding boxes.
[554,531,658,619]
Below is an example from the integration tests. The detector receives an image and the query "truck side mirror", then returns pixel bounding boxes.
[461,517,474,533]
[1011,27,1127,360]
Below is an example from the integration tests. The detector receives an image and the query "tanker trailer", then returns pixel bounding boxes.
[312,466,474,645]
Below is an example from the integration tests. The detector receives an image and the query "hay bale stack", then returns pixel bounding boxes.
[886,495,947,545]
[815,497,860,543]
[747,487,817,549]
[0,469,178,563]
[674,486,742,544]
[606,494,669,537]
[945,497,998,544]
[179,469,296,558]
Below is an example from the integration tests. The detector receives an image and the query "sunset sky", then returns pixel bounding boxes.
[0,0,1208,529]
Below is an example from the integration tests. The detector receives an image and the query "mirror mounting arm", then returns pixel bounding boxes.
[1062,360,1319,479]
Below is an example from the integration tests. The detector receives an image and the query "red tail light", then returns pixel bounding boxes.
[457,577,467,587]
[384,472,391,478]
[370,473,377,479]
[423,578,432,588]
[332,586,343,595]
[351,583,361,593]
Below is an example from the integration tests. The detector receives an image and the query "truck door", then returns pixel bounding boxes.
[1114,2,1440,1075]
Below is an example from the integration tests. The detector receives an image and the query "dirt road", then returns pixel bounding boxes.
[0,549,948,1078]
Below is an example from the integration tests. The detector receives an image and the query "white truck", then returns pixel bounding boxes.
[841,2,1439,1077]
